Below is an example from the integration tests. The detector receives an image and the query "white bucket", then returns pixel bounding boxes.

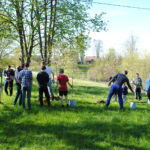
[130,102,136,109]
[147,100,150,104]
[70,100,76,107]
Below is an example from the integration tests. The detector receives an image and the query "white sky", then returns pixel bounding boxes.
[86,0,150,56]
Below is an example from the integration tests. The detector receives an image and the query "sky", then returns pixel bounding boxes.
[86,0,150,56]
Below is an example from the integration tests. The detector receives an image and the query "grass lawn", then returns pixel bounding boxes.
[0,79,150,150]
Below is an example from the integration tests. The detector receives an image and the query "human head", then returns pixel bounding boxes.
[25,63,30,68]
[136,73,139,77]
[124,70,128,75]
[59,68,64,74]
[7,65,11,71]
[41,66,46,71]
[41,61,46,67]
[21,64,25,69]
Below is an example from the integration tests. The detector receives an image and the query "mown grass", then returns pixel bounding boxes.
[0,79,150,150]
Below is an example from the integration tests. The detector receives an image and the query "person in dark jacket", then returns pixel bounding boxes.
[106,70,134,109]
[4,65,15,96]
[13,64,24,105]
[37,66,50,106]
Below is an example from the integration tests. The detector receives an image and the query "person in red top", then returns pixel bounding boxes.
[57,68,72,107]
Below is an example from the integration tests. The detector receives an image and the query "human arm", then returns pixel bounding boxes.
[126,79,134,93]
[108,74,117,86]
[68,81,73,88]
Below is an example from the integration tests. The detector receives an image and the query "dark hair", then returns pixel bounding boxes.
[25,63,30,68]
[124,70,128,75]
[21,64,25,69]
[136,73,139,75]
[8,65,11,68]
[41,66,46,70]
[41,61,46,66]
[59,68,64,74]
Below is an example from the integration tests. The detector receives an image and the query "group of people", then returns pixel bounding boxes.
[0,61,72,109]
[106,70,150,109]
[0,63,150,110]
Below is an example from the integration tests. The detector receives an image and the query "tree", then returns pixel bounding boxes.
[125,34,138,55]
[0,0,37,64]
[0,0,106,65]
[94,39,103,58]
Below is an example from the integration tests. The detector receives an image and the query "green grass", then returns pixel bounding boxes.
[0,79,150,150]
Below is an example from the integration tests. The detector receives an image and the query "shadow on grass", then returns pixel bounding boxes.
[0,108,149,150]
[1,83,150,149]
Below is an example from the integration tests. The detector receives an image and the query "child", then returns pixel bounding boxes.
[57,69,72,107]
[122,83,128,103]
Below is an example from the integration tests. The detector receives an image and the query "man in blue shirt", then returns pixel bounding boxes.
[19,63,32,109]
[106,70,134,109]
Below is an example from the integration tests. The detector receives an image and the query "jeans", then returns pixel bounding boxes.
[47,78,54,97]
[4,80,13,96]
[13,83,22,105]
[106,84,123,109]
[135,88,142,100]
[39,86,50,106]
[22,86,32,109]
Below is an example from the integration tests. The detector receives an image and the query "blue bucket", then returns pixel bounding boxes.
[70,100,76,107]
[130,102,136,109]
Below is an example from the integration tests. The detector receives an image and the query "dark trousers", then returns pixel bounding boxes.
[147,91,150,100]
[135,88,142,100]
[4,80,13,96]
[39,86,50,106]
[13,83,22,105]
[106,84,123,109]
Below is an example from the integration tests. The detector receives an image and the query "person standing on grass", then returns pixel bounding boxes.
[133,73,143,101]
[37,66,50,107]
[13,64,24,105]
[0,65,3,104]
[145,76,150,103]
[19,63,32,110]
[57,69,73,107]
[122,83,128,103]
[106,70,134,109]
[4,65,15,96]
[41,61,55,100]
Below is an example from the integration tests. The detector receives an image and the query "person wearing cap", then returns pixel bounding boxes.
[41,61,55,100]
[106,70,134,109]
[4,65,15,96]
[37,66,50,106]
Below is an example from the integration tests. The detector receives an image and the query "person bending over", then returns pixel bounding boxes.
[106,70,134,109]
